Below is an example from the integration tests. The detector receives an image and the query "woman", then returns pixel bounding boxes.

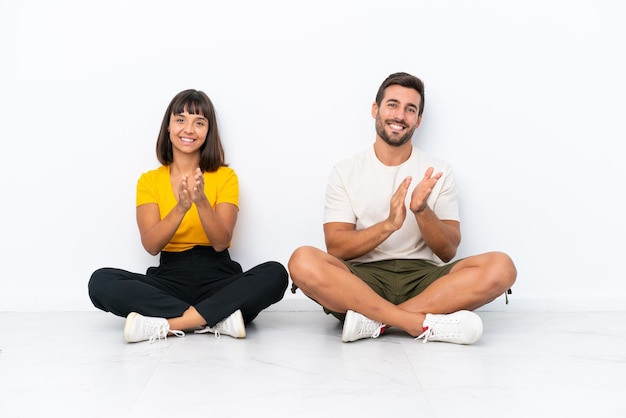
[89,89,288,343]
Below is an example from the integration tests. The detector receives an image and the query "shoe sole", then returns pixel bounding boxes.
[341,310,355,343]
[231,310,246,338]
[123,312,139,343]
[462,312,483,344]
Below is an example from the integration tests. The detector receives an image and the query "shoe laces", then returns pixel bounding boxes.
[359,317,383,339]
[194,324,222,339]
[169,329,185,340]
[415,326,434,344]
[147,323,184,343]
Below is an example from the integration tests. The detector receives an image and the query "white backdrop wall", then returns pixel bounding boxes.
[1,1,624,312]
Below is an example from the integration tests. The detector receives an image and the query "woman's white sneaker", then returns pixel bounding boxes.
[194,309,246,338]
[123,312,185,343]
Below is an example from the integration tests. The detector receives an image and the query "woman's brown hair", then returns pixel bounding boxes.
[155,89,226,172]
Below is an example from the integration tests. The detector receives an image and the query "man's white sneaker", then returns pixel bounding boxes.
[341,310,385,342]
[194,309,246,338]
[123,312,185,343]
[416,310,483,345]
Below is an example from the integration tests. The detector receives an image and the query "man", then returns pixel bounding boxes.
[288,72,516,344]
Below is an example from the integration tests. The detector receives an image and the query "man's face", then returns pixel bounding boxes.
[373,84,422,147]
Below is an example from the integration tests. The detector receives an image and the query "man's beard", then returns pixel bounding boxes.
[376,117,416,147]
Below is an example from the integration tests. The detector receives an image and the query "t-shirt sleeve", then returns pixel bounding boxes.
[432,169,460,222]
[136,171,157,207]
[323,166,356,224]
[216,168,239,208]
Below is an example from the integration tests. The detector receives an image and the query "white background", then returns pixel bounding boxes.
[1,0,624,312]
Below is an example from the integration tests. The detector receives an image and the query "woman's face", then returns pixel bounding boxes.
[168,109,209,155]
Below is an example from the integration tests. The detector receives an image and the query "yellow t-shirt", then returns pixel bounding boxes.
[136,165,239,252]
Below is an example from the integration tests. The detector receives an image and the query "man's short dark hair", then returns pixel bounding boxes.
[375,72,425,116]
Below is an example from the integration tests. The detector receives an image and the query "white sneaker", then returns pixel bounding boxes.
[123,312,185,343]
[416,310,483,345]
[194,309,246,339]
[341,310,385,342]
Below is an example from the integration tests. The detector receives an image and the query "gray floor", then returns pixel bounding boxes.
[1,309,625,418]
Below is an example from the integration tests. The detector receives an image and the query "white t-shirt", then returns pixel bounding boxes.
[324,144,460,264]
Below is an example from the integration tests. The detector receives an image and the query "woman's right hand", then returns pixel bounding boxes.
[177,174,193,211]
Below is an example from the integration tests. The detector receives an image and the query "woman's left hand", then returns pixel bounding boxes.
[190,167,207,203]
